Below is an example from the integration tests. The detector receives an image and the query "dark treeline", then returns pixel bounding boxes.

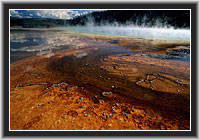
[10,10,190,28]
[10,17,67,28]
[68,10,190,28]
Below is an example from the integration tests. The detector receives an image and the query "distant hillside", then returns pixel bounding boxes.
[10,10,190,29]
[67,10,190,28]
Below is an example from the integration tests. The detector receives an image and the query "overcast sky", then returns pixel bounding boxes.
[10,10,100,19]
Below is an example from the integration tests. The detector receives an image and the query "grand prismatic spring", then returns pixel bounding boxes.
[10,10,190,130]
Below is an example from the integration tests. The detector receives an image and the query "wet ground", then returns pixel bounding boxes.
[10,28,190,130]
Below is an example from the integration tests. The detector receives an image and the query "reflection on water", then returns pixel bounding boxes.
[73,52,89,58]
[10,30,72,52]
[147,53,190,62]
[10,29,90,63]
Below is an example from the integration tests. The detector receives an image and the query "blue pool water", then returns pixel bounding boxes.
[60,26,190,41]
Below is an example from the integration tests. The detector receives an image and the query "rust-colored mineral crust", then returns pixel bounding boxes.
[10,33,190,130]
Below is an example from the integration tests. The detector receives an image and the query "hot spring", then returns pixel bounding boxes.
[60,26,190,41]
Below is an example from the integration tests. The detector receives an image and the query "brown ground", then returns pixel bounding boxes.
[10,32,190,130]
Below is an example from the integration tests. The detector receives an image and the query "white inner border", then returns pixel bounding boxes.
[9,9,191,131]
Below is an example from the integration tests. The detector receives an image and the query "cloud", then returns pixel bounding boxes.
[10,10,99,19]
[10,10,22,18]
[36,10,75,19]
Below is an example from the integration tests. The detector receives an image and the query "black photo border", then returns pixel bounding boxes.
[2,2,198,138]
